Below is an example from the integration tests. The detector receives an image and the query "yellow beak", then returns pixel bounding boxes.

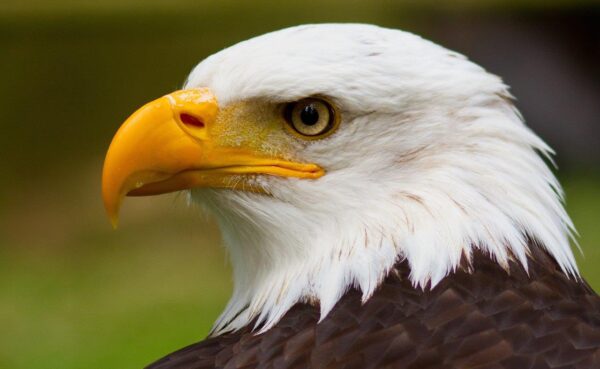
[102,88,323,227]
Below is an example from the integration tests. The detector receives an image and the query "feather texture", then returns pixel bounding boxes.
[185,24,578,333]
[147,245,600,369]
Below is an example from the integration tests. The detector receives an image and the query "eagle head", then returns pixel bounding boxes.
[102,24,577,334]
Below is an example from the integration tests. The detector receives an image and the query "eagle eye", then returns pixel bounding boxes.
[283,98,338,138]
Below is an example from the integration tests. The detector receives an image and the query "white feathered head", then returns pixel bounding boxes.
[102,24,577,334]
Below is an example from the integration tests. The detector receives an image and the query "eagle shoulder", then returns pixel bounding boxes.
[147,246,600,369]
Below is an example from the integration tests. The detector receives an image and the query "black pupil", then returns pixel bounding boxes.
[300,104,319,126]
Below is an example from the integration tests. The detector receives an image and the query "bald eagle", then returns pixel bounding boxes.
[102,24,600,369]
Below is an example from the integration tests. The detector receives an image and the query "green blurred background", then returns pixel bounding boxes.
[1,1,599,368]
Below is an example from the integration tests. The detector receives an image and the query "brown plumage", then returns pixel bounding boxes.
[146,245,600,369]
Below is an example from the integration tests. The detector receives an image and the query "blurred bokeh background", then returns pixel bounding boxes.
[1,0,599,368]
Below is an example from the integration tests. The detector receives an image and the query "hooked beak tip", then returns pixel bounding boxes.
[109,215,119,229]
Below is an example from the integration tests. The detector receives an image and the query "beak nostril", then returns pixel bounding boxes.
[180,113,205,128]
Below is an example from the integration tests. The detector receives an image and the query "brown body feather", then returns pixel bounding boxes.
[146,246,600,369]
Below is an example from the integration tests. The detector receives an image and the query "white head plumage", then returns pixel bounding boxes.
[185,24,578,335]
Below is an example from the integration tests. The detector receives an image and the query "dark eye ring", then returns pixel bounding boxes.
[283,98,338,138]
